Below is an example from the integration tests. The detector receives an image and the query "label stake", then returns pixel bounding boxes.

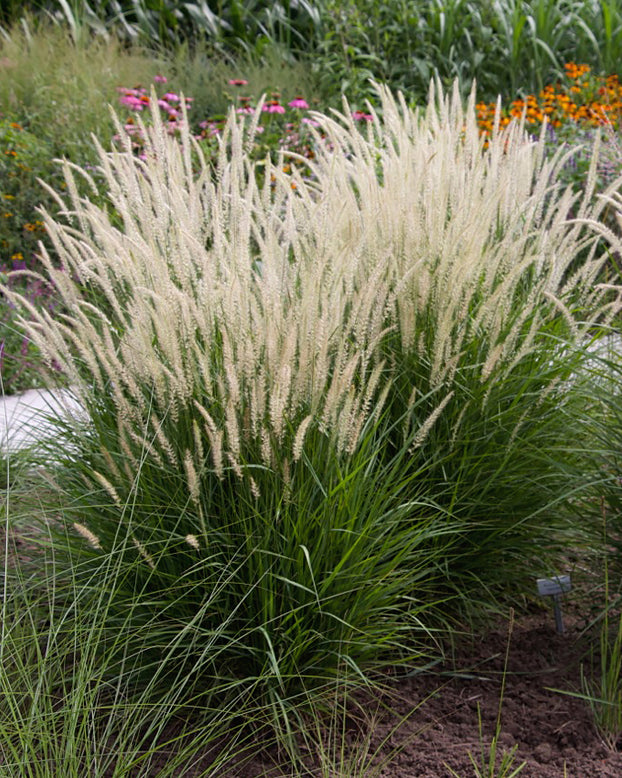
[536,575,571,634]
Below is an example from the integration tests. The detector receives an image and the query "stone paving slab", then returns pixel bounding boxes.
[0,387,84,453]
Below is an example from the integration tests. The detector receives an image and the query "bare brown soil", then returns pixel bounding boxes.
[224,608,622,778]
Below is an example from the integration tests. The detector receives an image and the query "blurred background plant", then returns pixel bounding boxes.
[3,1,622,105]
[476,63,622,191]
[0,118,63,391]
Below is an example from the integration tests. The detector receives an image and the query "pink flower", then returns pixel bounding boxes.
[119,94,146,111]
[288,97,309,110]
[302,117,320,127]
[228,78,248,86]
[236,106,255,114]
[263,101,285,114]
[163,92,180,102]
[153,74,167,83]
[352,110,373,122]
[199,120,223,136]
[117,86,142,96]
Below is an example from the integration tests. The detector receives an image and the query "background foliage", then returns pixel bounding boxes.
[4,1,622,104]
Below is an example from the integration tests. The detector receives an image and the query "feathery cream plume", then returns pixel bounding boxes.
[73,522,102,551]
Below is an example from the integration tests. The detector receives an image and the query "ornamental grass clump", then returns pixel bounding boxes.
[3,82,622,759]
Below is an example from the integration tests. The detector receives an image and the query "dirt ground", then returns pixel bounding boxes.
[224,605,622,777]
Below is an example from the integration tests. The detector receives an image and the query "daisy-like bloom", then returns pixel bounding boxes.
[153,74,167,83]
[199,119,223,136]
[228,78,248,86]
[120,95,146,110]
[302,117,320,127]
[163,92,180,102]
[264,100,285,114]
[288,97,309,110]
[352,110,373,121]
[236,106,255,114]
[116,86,143,96]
